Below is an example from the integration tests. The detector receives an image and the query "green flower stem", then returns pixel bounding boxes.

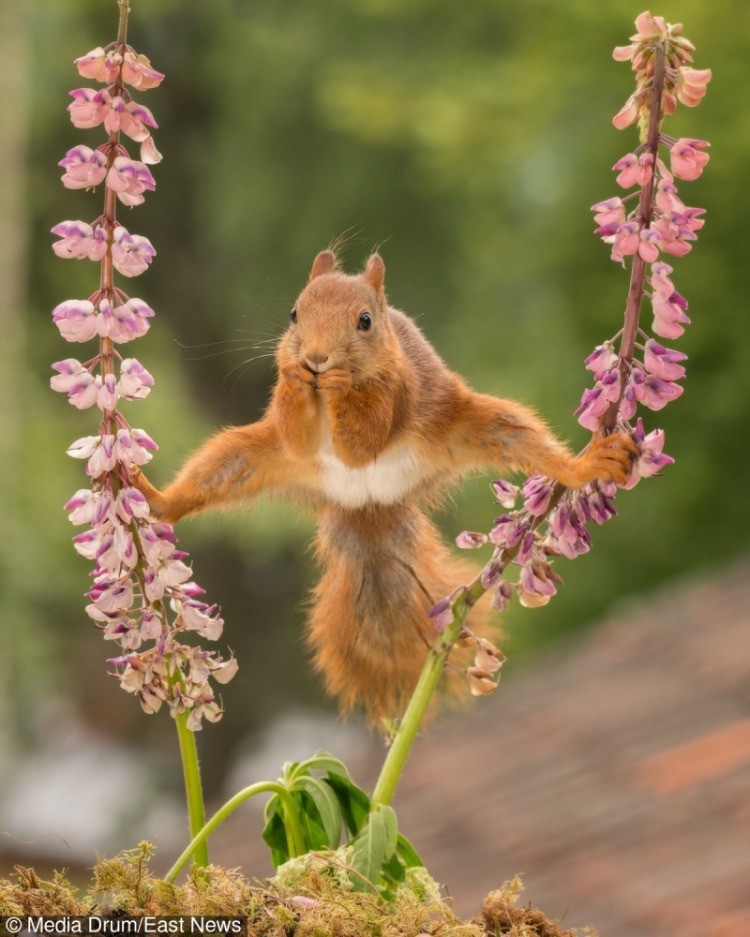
[174,711,209,870]
[281,791,308,860]
[164,781,306,884]
[370,582,483,808]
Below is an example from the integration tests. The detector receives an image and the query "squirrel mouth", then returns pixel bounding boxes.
[300,360,323,391]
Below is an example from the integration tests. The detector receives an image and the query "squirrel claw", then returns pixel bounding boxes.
[316,368,354,393]
[281,362,318,396]
[584,432,637,485]
[124,465,145,490]
[127,466,165,518]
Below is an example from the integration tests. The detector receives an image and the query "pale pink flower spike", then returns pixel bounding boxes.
[51,26,236,727]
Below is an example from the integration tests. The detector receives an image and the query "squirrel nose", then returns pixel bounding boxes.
[304,352,329,372]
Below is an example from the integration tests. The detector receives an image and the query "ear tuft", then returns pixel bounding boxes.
[363,253,385,293]
[309,250,337,281]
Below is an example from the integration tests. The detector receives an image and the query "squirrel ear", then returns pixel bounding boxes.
[363,253,385,293]
[309,250,337,281]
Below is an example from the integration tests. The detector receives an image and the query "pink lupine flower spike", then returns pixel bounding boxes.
[51,14,235,729]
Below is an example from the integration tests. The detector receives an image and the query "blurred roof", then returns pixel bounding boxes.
[211,553,750,937]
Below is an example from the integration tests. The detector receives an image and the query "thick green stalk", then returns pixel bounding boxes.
[371,586,480,807]
[281,793,308,859]
[174,711,209,870]
[165,781,306,883]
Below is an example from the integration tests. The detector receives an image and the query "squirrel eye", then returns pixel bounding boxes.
[290,308,297,324]
[357,312,372,332]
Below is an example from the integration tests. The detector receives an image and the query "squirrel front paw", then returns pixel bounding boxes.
[281,362,318,398]
[127,466,168,520]
[316,368,354,393]
[573,433,638,487]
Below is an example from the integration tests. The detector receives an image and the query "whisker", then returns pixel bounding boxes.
[174,333,281,363]
[222,352,276,384]
[174,338,255,349]
[226,360,275,390]
[233,327,285,349]
[245,336,281,347]
[181,347,256,362]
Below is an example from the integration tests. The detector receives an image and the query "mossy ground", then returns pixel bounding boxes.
[0,843,594,937]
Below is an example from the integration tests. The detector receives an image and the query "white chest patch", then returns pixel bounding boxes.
[316,426,423,508]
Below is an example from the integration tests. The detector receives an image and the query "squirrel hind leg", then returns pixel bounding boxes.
[308,508,496,727]
[308,554,429,722]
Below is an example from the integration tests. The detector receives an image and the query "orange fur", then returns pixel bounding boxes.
[132,250,635,723]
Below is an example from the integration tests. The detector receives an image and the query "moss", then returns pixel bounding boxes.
[0,848,591,937]
[482,877,595,937]
[0,866,93,917]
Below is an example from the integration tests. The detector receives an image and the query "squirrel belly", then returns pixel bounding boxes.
[315,418,431,509]
[309,502,484,721]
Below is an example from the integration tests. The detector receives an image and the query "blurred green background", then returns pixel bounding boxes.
[2,0,747,796]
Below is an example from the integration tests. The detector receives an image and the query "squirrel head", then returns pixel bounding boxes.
[279,250,399,380]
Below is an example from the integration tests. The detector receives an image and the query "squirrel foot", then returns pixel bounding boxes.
[570,432,638,487]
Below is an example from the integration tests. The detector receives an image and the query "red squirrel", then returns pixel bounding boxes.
[132,250,635,721]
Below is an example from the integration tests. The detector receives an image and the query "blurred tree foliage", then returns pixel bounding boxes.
[7,0,749,787]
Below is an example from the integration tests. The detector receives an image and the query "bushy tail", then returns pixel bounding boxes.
[308,503,489,724]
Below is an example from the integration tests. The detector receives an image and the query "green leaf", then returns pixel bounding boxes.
[298,791,330,851]
[297,776,343,848]
[396,833,423,869]
[292,750,351,781]
[263,792,281,823]
[382,851,406,884]
[347,804,398,893]
[326,772,371,836]
[261,801,289,868]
